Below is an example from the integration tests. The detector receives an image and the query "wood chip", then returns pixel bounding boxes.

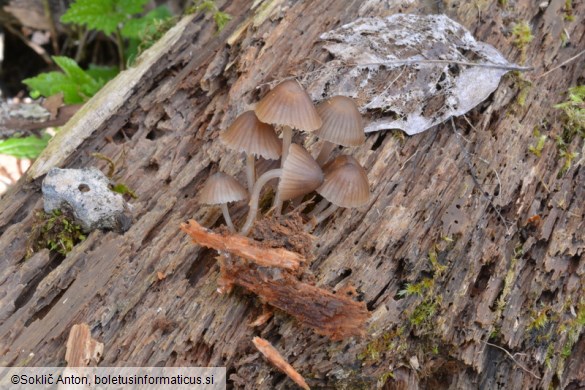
[252,337,310,390]
[65,323,103,367]
[180,219,306,271]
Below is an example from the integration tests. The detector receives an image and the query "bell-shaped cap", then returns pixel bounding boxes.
[221,111,282,160]
[314,96,365,146]
[278,144,323,200]
[254,80,322,131]
[317,155,369,208]
[199,172,248,205]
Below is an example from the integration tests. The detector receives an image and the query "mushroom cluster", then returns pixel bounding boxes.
[198,79,370,236]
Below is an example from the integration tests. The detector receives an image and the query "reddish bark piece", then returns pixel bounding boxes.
[180,219,305,271]
[253,337,310,390]
[221,256,369,340]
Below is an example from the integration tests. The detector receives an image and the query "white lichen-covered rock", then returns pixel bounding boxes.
[42,168,132,232]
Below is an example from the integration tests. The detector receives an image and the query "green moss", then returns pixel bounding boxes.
[512,22,533,63]
[496,243,523,313]
[398,278,434,298]
[527,307,550,332]
[564,0,575,21]
[26,209,87,258]
[111,183,138,199]
[358,327,406,362]
[555,85,585,139]
[528,128,547,157]
[409,297,441,328]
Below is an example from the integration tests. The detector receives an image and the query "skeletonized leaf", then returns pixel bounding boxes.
[305,14,521,135]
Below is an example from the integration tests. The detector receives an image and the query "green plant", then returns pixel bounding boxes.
[398,278,433,298]
[61,0,172,69]
[564,0,575,21]
[511,22,533,63]
[555,86,585,138]
[23,56,117,104]
[188,0,232,31]
[0,133,51,159]
[4,0,173,163]
[26,209,87,257]
[528,128,547,157]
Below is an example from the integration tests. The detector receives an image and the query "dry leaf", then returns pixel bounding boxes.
[305,14,523,135]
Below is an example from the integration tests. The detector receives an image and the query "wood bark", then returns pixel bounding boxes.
[1,0,584,389]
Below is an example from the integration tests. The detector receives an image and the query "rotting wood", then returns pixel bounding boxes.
[219,254,369,340]
[181,219,369,339]
[0,0,583,388]
[252,337,310,390]
[180,219,305,271]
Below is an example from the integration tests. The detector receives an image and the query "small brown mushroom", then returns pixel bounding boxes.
[254,80,322,215]
[240,144,323,235]
[221,111,282,191]
[307,155,369,230]
[314,96,364,166]
[199,172,248,232]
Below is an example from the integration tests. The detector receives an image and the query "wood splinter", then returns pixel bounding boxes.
[253,337,310,390]
[180,219,305,271]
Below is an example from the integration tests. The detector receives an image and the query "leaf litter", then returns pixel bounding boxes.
[302,14,527,135]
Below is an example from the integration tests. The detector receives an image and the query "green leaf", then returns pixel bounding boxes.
[61,0,149,35]
[85,65,119,84]
[121,5,172,39]
[23,71,85,104]
[23,57,118,104]
[0,133,51,159]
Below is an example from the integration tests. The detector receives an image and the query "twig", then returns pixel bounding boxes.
[483,341,541,380]
[180,219,306,271]
[3,24,53,66]
[42,0,60,55]
[253,337,310,390]
[537,49,585,79]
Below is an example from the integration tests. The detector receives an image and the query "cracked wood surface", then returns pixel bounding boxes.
[0,0,584,388]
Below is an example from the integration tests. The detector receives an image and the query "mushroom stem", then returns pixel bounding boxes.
[315,140,336,166]
[281,125,293,166]
[305,203,339,232]
[221,203,236,233]
[307,198,330,217]
[273,125,293,215]
[240,168,283,235]
[246,154,256,192]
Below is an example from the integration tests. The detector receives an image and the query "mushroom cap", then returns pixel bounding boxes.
[198,172,248,205]
[314,96,365,146]
[254,80,322,131]
[317,155,369,208]
[278,144,324,200]
[221,111,282,160]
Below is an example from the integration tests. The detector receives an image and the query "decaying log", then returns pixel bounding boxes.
[0,0,583,389]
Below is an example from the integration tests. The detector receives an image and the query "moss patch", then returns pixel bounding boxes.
[26,209,86,258]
